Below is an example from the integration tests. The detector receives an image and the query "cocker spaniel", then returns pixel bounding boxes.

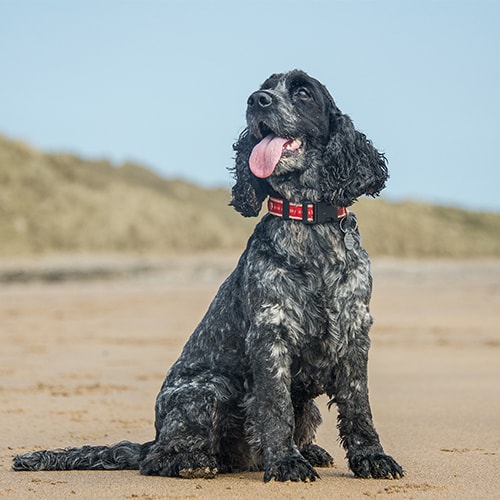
[13,70,403,482]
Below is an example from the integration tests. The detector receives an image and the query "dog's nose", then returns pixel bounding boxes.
[247,91,273,109]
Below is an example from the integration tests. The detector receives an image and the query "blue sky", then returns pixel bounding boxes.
[1,0,499,211]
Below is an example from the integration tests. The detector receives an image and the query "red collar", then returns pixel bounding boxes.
[267,196,347,224]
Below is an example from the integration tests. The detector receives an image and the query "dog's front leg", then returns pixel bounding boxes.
[246,327,319,482]
[331,346,403,479]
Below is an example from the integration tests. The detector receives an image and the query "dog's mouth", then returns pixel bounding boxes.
[249,124,302,179]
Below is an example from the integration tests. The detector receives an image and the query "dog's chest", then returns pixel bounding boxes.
[286,262,371,398]
[248,218,372,383]
[286,235,372,380]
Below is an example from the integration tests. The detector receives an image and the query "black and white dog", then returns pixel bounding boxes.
[13,70,403,482]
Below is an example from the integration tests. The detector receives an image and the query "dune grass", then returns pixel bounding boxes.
[1,134,499,258]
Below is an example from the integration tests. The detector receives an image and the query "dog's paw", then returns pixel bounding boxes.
[140,448,218,479]
[300,444,334,468]
[264,454,320,482]
[349,451,403,479]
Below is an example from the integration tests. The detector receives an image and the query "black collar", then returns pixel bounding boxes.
[267,196,347,224]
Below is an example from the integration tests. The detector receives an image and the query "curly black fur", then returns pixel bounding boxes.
[13,70,402,482]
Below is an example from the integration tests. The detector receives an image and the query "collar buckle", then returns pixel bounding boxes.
[313,201,347,224]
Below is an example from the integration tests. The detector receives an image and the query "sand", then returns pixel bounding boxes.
[0,255,499,499]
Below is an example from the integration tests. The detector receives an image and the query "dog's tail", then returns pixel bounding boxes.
[12,440,154,471]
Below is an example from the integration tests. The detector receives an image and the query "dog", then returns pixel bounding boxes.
[13,70,403,482]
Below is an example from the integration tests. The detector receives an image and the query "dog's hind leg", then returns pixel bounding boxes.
[294,399,334,468]
[140,374,233,478]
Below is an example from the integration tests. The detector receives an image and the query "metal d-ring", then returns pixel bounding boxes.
[339,214,358,234]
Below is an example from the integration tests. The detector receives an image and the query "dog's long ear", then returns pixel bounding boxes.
[322,109,389,207]
[229,129,268,217]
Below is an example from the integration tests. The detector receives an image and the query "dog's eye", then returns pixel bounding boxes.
[295,87,311,99]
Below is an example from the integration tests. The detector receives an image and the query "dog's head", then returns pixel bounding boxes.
[230,70,389,217]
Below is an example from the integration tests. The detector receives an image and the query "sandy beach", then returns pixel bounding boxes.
[0,255,499,499]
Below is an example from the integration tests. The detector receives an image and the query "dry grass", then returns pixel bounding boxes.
[1,134,499,258]
[355,198,500,257]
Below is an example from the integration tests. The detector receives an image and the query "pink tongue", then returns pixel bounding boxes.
[249,134,288,178]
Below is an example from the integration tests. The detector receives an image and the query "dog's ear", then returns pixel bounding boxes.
[229,129,268,217]
[322,110,389,207]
